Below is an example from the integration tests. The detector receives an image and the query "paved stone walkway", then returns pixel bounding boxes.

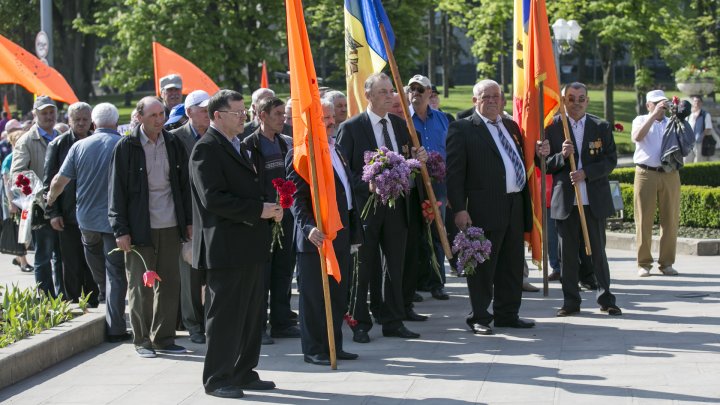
[0,248,719,404]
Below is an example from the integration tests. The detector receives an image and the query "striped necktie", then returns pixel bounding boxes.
[379,118,395,152]
[489,120,525,190]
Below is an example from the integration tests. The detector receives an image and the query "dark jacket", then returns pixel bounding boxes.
[189,126,270,270]
[171,121,201,157]
[43,130,83,224]
[108,126,191,246]
[544,113,617,220]
[446,111,532,233]
[241,128,293,201]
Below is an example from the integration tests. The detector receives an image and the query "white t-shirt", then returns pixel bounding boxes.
[632,114,667,167]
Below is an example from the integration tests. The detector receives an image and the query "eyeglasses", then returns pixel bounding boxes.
[218,110,247,118]
[409,86,426,94]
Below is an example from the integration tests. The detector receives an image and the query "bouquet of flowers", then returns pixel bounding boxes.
[11,171,44,244]
[361,146,421,219]
[452,226,492,276]
[425,151,446,183]
[110,247,161,288]
[270,178,296,252]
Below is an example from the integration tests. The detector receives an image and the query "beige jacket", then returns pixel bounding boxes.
[10,125,53,179]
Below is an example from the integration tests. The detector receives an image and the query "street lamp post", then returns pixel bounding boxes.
[551,19,582,84]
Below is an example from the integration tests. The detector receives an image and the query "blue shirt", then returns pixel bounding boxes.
[411,107,449,159]
[1,153,12,175]
[38,126,57,144]
[59,128,122,233]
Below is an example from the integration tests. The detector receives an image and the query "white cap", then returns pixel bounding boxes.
[408,74,432,89]
[646,89,668,104]
[184,90,210,110]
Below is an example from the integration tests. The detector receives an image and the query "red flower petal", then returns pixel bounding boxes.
[272,178,285,190]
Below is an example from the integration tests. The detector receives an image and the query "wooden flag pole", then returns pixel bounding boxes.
[538,82,549,297]
[305,108,337,370]
[379,22,453,259]
[557,99,592,256]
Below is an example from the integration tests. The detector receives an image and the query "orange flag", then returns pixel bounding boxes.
[152,42,220,96]
[3,95,10,119]
[260,60,269,89]
[0,34,78,104]
[287,0,343,282]
[512,0,560,264]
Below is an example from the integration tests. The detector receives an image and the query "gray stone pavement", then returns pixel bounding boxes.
[0,248,719,404]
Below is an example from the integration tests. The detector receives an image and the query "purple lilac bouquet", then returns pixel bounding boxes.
[452,226,492,276]
[425,151,446,183]
[361,146,421,218]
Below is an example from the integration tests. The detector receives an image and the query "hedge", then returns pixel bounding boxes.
[610,162,720,187]
[619,183,720,228]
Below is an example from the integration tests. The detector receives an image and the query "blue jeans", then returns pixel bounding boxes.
[33,225,62,297]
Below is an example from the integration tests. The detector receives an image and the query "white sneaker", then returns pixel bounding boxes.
[659,266,679,276]
[638,267,651,277]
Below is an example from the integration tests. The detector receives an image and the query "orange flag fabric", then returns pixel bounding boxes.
[0,34,78,104]
[286,0,343,282]
[152,42,220,96]
[3,95,10,119]
[512,0,560,265]
[260,60,269,89]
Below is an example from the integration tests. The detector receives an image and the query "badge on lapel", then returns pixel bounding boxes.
[401,144,410,157]
[588,139,603,156]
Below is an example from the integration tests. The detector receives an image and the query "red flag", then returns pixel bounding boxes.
[3,95,10,120]
[0,34,78,104]
[287,0,343,282]
[512,0,560,264]
[152,42,220,96]
[260,60,269,89]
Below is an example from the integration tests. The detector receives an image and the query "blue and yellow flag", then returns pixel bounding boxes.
[344,0,395,117]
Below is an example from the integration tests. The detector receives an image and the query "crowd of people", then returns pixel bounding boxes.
[0,71,700,398]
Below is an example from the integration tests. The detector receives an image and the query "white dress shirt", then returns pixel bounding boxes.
[367,108,399,152]
[569,115,589,205]
[632,114,667,168]
[329,137,353,210]
[480,114,525,193]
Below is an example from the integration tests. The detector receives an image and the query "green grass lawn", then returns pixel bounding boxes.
[96,84,682,156]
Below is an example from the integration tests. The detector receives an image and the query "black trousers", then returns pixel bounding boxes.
[203,265,264,392]
[557,206,616,309]
[297,228,350,356]
[58,223,99,305]
[179,254,205,335]
[403,188,423,310]
[352,199,407,331]
[466,192,525,326]
[263,212,297,331]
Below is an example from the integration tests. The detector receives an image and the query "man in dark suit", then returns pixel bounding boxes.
[446,79,535,335]
[287,100,363,365]
[337,72,426,343]
[544,82,621,317]
[190,90,283,399]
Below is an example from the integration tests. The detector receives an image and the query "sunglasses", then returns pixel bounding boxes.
[409,86,426,94]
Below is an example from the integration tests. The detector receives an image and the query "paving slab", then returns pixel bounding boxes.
[0,248,719,404]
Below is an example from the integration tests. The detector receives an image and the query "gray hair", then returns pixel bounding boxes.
[251,88,275,106]
[364,73,391,93]
[473,80,500,97]
[67,102,92,118]
[92,103,120,128]
[562,82,588,96]
[322,90,346,104]
[321,99,335,111]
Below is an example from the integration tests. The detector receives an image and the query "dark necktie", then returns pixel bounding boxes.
[379,118,394,152]
[489,120,525,190]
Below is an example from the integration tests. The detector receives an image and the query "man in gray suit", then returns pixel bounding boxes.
[171,90,211,344]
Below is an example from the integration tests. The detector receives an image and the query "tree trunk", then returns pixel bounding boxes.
[427,9,435,83]
[601,46,615,125]
[442,12,451,97]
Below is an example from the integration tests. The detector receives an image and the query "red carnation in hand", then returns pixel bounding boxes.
[279,195,293,209]
[271,178,285,189]
[672,96,680,105]
[280,181,296,196]
[21,185,32,196]
[614,123,624,132]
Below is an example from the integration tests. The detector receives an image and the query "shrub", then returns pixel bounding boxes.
[611,162,720,187]
[619,183,720,228]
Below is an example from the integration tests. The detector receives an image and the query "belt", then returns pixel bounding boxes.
[636,164,663,172]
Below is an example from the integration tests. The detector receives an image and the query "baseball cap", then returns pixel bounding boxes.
[160,74,183,90]
[431,85,439,95]
[184,90,210,111]
[646,90,668,104]
[408,75,432,89]
[164,103,186,127]
[33,95,57,111]
[4,119,21,132]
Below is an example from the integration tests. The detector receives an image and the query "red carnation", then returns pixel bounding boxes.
[21,185,32,196]
[614,123,624,132]
[280,181,296,196]
[344,313,358,328]
[279,195,293,209]
[271,178,285,189]
[20,177,30,186]
[14,179,22,188]
[672,96,680,105]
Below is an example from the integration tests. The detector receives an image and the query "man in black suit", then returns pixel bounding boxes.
[190,90,283,399]
[337,72,426,343]
[446,79,535,335]
[287,100,363,365]
[544,82,621,317]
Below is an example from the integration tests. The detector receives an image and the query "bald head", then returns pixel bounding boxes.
[136,96,165,138]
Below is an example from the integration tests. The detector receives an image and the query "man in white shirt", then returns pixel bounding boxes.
[631,89,680,277]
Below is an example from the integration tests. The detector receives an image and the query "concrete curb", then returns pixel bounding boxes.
[606,231,720,256]
[0,307,105,390]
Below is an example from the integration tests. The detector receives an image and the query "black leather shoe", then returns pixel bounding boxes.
[270,325,301,338]
[190,333,206,344]
[494,318,535,328]
[304,353,331,365]
[413,292,424,302]
[431,287,449,300]
[468,322,493,335]
[107,332,132,343]
[601,306,622,316]
[206,386,244,398]
[405,309,428,321]
[382,326,420,338]
[579,281,598,291]
[238,379,276,390]
[556,307,580,317]
[353,328,370,343]
[336,350,359,360]
[548,272,561,281]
